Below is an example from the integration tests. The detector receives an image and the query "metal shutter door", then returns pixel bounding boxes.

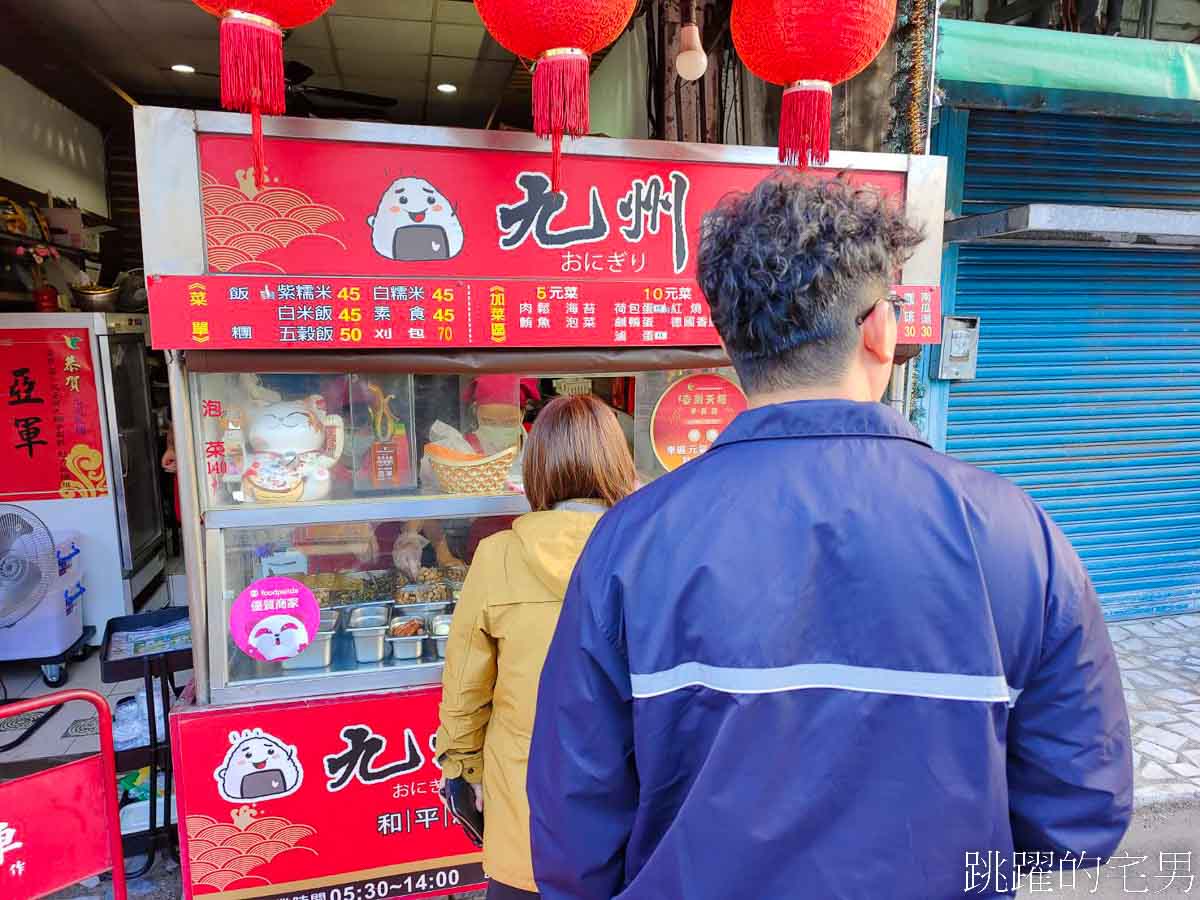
[946,245,1200,620]
[962,110,1200,213]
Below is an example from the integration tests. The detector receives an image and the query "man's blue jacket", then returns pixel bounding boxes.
[528,399,1132,899]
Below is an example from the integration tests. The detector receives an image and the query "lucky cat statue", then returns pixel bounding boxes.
[235,396,344,503]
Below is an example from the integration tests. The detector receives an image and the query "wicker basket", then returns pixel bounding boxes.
[429,445,518,495]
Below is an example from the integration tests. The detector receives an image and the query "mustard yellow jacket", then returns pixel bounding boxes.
[435,504,603,892]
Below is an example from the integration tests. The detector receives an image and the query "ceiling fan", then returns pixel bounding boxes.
[184,59,398,118]
[282,60,398,117]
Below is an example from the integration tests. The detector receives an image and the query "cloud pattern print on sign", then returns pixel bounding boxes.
[368,177,465,262]
[215,728,304,803]
[186,806,317,893]
[202,168,345,273]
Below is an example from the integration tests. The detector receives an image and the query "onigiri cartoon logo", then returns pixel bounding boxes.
[368,176,464,261]
[215,728,304,804]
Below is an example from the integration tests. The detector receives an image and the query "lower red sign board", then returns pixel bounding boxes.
[147,274,941,350]
[0,756,115,897]
[170,687,484,900]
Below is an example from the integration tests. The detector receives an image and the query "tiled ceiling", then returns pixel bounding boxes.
[27,0,517,128]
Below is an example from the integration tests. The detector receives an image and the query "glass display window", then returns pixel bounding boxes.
[194,364,743,703]
[210,514,500,696]
[191,371,535,508]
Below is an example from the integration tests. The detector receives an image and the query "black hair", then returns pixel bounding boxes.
[697,174,924,394]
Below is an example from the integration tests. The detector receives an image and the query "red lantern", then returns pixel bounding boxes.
[732,0,895,167]
[193,1,335,186]
[475,0,637,190]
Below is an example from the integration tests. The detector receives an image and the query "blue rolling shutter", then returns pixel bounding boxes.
[962,110,1200,213]
[946,245,1200,620]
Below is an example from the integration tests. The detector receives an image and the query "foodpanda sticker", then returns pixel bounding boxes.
[368,177,464,261]
[216,728,304,803]
[229,576,320,662]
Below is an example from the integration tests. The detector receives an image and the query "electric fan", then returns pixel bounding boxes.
[0,505,55,629]
[0,504,86,687]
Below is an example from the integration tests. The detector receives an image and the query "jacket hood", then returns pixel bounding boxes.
[511,505,604,598]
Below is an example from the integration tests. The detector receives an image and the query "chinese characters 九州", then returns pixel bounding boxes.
[496,171,691,274]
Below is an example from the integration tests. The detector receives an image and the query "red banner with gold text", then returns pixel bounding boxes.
[0,328,107,502]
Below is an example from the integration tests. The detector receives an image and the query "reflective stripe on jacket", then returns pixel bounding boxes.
[528,400,1133,900]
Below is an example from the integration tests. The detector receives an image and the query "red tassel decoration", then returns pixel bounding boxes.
[731,0,895,170]
[474,0,635,191]
[218,11,286,188]
[779,81,832,167]
[533,49,591,192]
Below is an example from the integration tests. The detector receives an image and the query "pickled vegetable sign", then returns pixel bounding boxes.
[145,135,939,350]
[171,688,484,899]
[651,373,747,472]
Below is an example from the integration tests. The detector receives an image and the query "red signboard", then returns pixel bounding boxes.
[651,373,747,471]
[171,687,485,900]
[147,135,939,349]
[0,328,107,502]
[0,756,116,897]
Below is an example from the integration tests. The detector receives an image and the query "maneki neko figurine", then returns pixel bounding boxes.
[233,395,345,503]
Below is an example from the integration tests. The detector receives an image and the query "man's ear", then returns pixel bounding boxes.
[861,302,896,366]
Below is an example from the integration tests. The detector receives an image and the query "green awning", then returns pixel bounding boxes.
[938,20,1200,102]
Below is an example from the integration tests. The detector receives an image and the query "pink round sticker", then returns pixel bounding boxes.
[230,576,321,662]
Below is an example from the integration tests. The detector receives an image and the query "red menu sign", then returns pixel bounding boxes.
[651,374,747,471]
[171,687,484,900]
[0,328,107,501]
[147,135,939,350]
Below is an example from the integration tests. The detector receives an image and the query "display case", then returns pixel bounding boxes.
[193,364,740,704]
[136,103,944,900]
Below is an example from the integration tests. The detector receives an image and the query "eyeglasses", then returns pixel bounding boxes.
[855,293,906,326]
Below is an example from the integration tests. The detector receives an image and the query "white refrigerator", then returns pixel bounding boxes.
[0,313,166,678]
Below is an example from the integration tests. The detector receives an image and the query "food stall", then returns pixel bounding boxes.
[137,106,946,899]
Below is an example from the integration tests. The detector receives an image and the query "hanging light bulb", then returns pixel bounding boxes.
[675,1,708,81]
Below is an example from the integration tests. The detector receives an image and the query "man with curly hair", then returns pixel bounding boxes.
[528,175,1132,899]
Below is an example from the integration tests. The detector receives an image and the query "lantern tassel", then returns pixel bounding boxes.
[219,10,286,187]
[780,81,832,168]
[533,48,590,192]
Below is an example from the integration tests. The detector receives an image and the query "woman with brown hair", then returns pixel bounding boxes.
[435,394,637,900]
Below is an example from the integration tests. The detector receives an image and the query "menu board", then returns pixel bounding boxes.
[146,135,938,350]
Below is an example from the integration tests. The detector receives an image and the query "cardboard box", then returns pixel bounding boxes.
[42,207,85,248]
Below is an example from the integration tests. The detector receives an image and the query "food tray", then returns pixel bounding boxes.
[282,630,334,670]
[324,595,396,611]
[396,582,453,604]
[346,606,390,663]
[393,600,454,618]
[346,606,390,629]
[311,570,402,609]
[386,635,424,659]
[433,636,449,659]
[347,625,388,663]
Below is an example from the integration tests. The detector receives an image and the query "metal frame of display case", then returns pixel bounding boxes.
[136,106,947,707]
